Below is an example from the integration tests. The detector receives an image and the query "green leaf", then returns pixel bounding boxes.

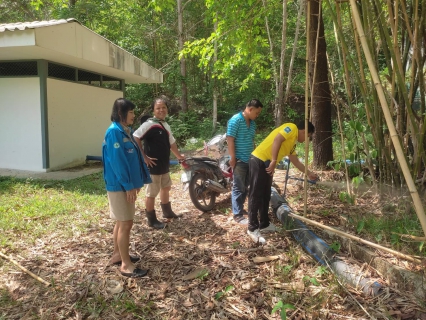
[224,285,234,293]
[214,292,224,300]
[309,277,320,286]
[357,220,365,233]
[271,301,283,314]
[333,162,341,171]
[339,192,348,202]
[355,121,364,132]
[280,307,287,320]
[330,241,341,252]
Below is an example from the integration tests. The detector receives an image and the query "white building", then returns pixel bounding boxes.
[0,19,162,172]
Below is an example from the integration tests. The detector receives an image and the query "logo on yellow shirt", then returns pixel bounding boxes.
[284,126,292,133]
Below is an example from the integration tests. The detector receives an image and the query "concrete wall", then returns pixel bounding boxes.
[47,79,123,170]
[0,78,43,171]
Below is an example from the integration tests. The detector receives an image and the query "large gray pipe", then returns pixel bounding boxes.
[270,188,382,297]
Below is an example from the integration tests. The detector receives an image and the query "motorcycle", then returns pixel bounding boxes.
[180,134,233,212]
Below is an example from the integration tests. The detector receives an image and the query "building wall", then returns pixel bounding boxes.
[0,78,44,171]
[47,79,123,170]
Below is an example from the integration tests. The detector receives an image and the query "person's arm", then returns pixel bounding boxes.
[133,131,157,168]
[266,133,285,175]
[226,136,236,168]
[170,142,185,160]
[288,154,318,180]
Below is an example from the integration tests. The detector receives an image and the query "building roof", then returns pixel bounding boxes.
[0,19,77,32]
[0,19,162,84]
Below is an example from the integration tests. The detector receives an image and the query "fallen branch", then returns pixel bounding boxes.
[287,213,424,265]
[0,251,50,287]
[252,255,280,263]
[391,232,426,242]
[211,247,264,254]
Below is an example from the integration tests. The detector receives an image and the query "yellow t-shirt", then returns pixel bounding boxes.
[252,123,298,161]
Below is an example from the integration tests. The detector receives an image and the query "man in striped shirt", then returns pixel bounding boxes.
[227,99,263,224]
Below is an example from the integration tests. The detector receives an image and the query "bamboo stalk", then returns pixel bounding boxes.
[284,0,305,103]
[349,0,426,238]
[0,251,50,286]
[304,0,311,217]
[287,213,423,264]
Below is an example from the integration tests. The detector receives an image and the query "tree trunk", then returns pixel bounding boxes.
[177,0,188,112]
[308,0,333,169]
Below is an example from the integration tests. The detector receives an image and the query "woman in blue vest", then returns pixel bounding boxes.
[102,98,152,278]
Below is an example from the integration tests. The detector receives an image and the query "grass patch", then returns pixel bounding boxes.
[0,172,108,249]
[351,212,426,255]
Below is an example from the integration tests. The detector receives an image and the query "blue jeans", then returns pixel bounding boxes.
[232,161,249,216]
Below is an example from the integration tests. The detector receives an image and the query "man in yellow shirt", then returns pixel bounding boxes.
[247,121,318,244]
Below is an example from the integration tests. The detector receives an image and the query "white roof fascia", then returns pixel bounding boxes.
[0,19,162,84]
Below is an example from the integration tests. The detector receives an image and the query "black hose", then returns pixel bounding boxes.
[270,187,382,296]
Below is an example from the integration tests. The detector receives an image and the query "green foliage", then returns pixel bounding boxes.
[167,111,226,147]
[338,192,355,204]
[279,264,293,276]
[303,275,320,286]
[196,269,209,280]
[351,213,425,254]
[356,220,365,234]
[271,300,295,320]
[329,241,341,253]
[351,176,364,188]
[214,285,234,300]
[315,266,329,277]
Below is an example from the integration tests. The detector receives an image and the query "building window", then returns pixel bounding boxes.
[102,76,121,90]
[0,60,122,91]
[48,63,76,81]
[0,61,38,76]
[78,70,101,87]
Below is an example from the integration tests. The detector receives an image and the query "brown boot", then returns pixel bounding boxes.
[161,202,182,219]
[146,210,165,229]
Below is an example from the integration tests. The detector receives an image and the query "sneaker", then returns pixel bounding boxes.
[247,229,266,245]
[233,214,248,225]
[260,222,278,233]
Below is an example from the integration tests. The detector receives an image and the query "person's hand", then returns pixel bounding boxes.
[177,154,185,161]
[126,189,137,203]
[266,160,277,176]
[229,157,236,169]
[308,171,318,181]
[144,156,157,168]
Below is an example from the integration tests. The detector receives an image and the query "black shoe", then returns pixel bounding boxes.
[146,210,166,229]
[120,268,148,278]
[112,255,140,266]
[161,202,182,219]
[233,214,248,225]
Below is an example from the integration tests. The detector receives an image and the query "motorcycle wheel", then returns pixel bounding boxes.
[188,173,216,212]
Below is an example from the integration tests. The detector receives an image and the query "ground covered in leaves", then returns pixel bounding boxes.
[1,168,426,319]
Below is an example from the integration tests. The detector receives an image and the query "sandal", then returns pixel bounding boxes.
[112,255,140,266]
[120,268,148,278]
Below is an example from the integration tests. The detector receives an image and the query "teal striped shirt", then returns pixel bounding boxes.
[227,112,256,163]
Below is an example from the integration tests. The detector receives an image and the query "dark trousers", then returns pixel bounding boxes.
[248,155,273,232]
